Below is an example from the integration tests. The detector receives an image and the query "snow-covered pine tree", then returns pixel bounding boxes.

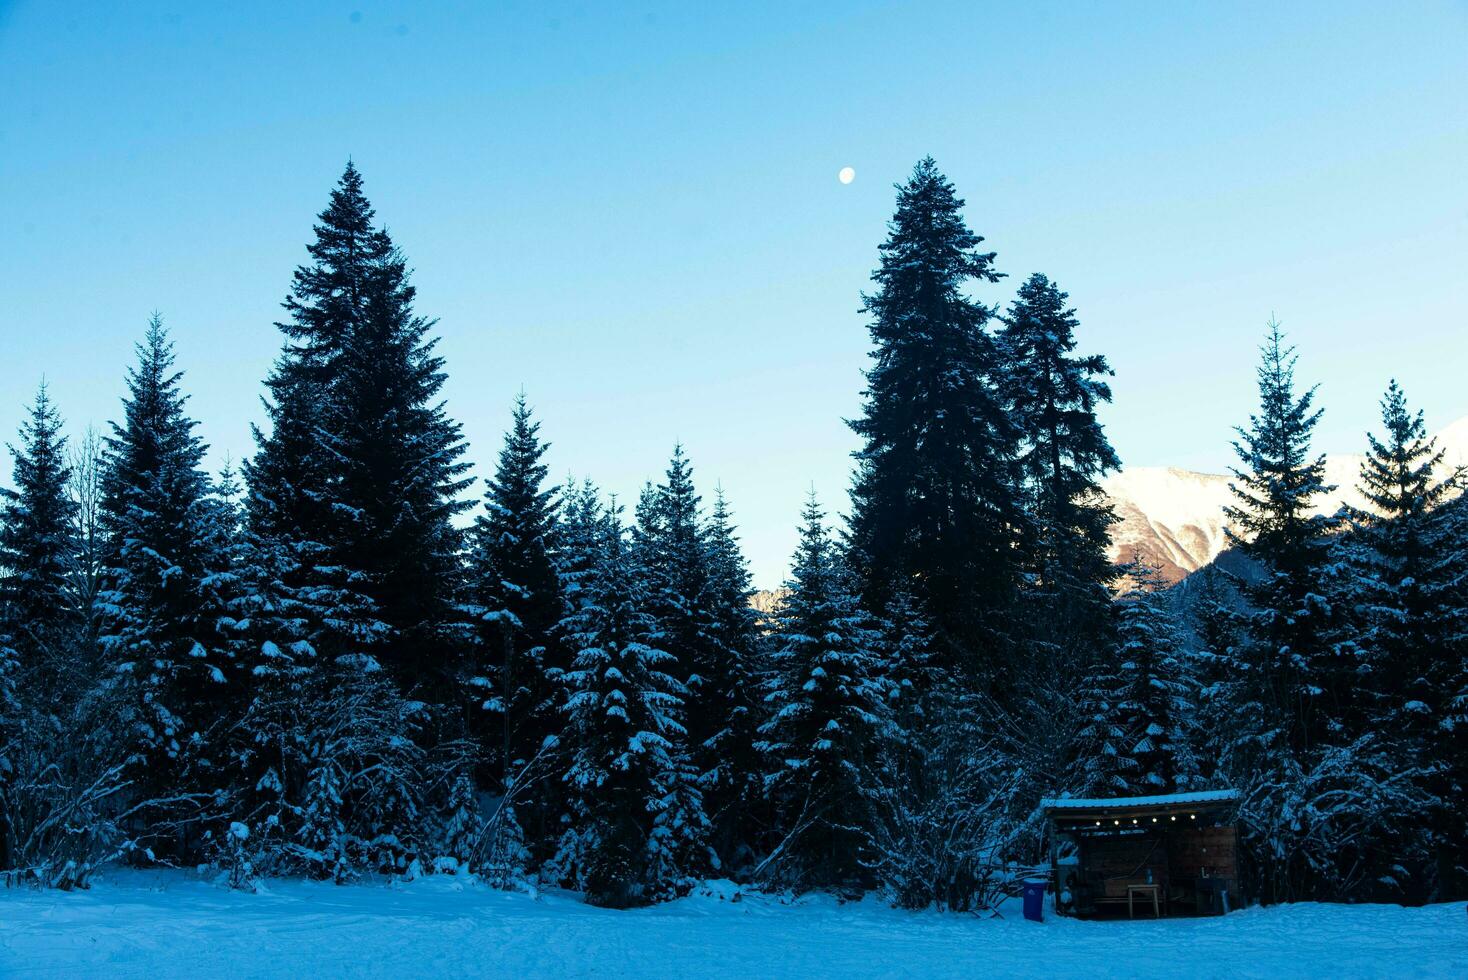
[1223,320,1339,758]
[240,164,476,877]
[1430,493,1468,897]
[639,448,709,734]
[1328,382,1463,898]
[239,167,388,877]
[530,477,607,871]
[865,586,1014,911]
[1066,633,1135,797]
[630,446,747,878]
[1106,563,1200,794]
[1221,324,1418,903]
[1332,382,1453,728]
[758,493,889,894]
[469,394,562,796]
[846,158,1022,682]
[326,190,474,696]
[0,384,78,876]
[629,469,716,891]
[697,488,764,872]
[0,383,78,691]
[1180,563,1247,787]
[99,317,230,851]
[247,162,472,701]
[557,500,700,906]
[999,273,1121,684]
[2,424,136,888]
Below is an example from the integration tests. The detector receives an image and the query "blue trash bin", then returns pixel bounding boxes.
[1022,880,1046,922]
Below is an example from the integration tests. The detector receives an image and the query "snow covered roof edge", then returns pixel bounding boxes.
[1039,789,1240,810]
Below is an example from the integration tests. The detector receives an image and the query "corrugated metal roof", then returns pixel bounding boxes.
[1040,789,1240,810]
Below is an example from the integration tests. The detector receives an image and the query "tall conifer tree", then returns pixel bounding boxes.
[1217,323,1417,904]
[1334,382,1453,724]
[557,501,700,906]
[1330,383,1463,896]
[327,205,473,687]
[1223,320,1338,756]
[698,487,763,870]
[0,384,78,873]
[247,163,472,696]
[847,157,1021,680]
[1110,565,1198,793]
[639,447,710,734]
[0,384,78,674]
[100,317,227,829]
[634,446,759,865]
[470,394,562,789]
[758,493,889,892]
[1000,273,1121,654]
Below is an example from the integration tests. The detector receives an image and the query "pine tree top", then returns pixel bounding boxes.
[479,392,558,530]
[1355,380,1450,522]
[0,382,77,624]
[866,157,1002,311]
[1225,319,1336,559]
[103,315,209,512]
[279,161,394,356]
[3,381,72,512]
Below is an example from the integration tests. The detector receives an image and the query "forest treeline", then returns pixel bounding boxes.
[1,160,1463,907]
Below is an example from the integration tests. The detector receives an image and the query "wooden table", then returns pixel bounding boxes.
[1127,884,1161,919]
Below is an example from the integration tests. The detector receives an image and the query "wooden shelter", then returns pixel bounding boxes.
[1041,790,1242,918]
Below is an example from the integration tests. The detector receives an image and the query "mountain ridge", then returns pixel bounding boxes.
[1103,415,1468,582]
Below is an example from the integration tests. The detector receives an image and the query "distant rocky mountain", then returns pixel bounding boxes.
[750,588,786,618]
[1103,415,1468,583]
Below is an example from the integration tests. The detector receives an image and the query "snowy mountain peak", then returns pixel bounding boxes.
[1103,414,1468,582]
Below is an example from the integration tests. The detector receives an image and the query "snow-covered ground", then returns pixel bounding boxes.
[2,870,1464,979]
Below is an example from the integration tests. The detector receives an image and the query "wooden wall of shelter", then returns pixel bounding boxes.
[1041,791,1242,919]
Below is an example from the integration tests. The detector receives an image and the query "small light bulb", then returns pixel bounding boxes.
[1170,815,1176,821]
[1132,819,1137,825]
[1190,814,1196,820]
[1114,820,1119,825]
[1152,817,1157,823]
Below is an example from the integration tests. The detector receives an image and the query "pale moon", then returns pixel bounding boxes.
[838,166,855,184]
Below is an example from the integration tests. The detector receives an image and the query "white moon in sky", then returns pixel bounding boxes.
[838,166,855,184]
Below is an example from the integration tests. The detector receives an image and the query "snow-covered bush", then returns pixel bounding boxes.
[1237,734,1432,904]
[0,645,153,891]
[867,731,1017,912]
[211,819,259,891]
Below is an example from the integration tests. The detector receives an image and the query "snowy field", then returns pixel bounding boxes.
[2,870,1465,980]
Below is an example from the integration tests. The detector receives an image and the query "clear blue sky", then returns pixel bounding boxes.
[2,1,1465,587]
